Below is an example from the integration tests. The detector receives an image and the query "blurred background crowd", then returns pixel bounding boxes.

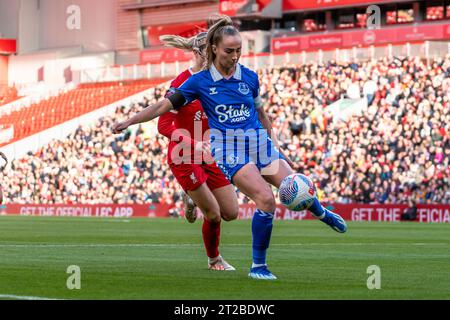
[2,55,449,206]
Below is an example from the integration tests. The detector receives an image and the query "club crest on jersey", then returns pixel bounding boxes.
[227,154,239,168]
[238,82,250,95]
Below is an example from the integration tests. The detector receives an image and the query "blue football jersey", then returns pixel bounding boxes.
[174,63,284,179]
[175,63,263,133]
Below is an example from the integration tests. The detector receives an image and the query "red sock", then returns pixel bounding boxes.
[202,219,221,259]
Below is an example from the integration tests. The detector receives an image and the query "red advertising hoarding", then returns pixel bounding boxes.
[1,204,173,218]
[239,204,450,223]
[221,0,396,14]
[272,22,450,53]
[445,23,450,37]
[0,39,16,54]
[283,0,395,12]
[220,0,248,16]
[2,203,449,223]
[147,21,207,47]
[219,0,272,16]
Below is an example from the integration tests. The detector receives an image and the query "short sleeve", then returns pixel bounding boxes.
[250,71,262,108]
[250,70,260,99]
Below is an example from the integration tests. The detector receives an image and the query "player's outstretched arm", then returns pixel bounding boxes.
[112,99,174,134]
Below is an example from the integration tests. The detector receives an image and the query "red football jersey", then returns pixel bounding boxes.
[158,69,210,165]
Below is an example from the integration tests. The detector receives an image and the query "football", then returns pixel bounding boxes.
[279,174,317,211]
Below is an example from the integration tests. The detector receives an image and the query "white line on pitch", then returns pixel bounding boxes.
[0,294,63,300]
[0,243,448,248]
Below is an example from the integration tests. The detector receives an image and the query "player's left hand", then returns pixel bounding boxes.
[286,157,296,170]
[112,121,130,134]
[196,141,214,164]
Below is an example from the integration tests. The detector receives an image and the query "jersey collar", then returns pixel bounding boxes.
[210,63,242,82]
[188,67,202,75]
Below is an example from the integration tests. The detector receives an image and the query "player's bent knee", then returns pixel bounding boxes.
[206,213,221,224]
[257,192,276,213]
[221,209,238,222]
[202,207,221,224]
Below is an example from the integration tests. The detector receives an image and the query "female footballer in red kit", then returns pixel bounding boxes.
[157,32,239,270]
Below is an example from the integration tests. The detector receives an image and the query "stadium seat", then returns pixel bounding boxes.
[0,78,170,147]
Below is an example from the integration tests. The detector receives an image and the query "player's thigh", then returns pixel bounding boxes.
[232,163,275,212]
[187,183,221,221]
[261,159,294,189]
[170,163,221,219]
[211,184,239,221]
[203,163,238,221]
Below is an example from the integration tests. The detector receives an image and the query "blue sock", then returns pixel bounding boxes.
[252,209,274,265]
[308,198,326,219]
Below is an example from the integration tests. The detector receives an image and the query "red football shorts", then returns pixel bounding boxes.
[169,162,230,192]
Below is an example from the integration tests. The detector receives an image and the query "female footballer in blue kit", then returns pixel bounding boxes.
[113,15,347,280]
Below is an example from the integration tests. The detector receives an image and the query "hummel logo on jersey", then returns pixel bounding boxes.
[190,173,198,184]
[209,87,218,95]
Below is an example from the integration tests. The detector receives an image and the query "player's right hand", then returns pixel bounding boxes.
[195,141,214,164]
[112,121,129,134]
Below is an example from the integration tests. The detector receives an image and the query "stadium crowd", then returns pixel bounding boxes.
[2,55,450,205]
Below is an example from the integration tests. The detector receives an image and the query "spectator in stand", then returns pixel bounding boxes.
[1,55,449,206]
[401,199,418,221]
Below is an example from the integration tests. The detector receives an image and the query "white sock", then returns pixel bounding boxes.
[317,208,327,220]
[208,255,221,263]
[252,263,267,269]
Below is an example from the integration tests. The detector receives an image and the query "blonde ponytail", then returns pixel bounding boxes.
[159,35,196,51]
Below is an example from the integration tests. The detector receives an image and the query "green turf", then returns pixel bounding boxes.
[0,216,449,300]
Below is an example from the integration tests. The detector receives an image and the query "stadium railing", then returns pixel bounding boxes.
[79,41,450,83]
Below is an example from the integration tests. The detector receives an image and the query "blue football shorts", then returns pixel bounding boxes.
[211,131,286,182]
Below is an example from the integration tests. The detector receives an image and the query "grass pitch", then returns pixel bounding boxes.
[0,216,449,300]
